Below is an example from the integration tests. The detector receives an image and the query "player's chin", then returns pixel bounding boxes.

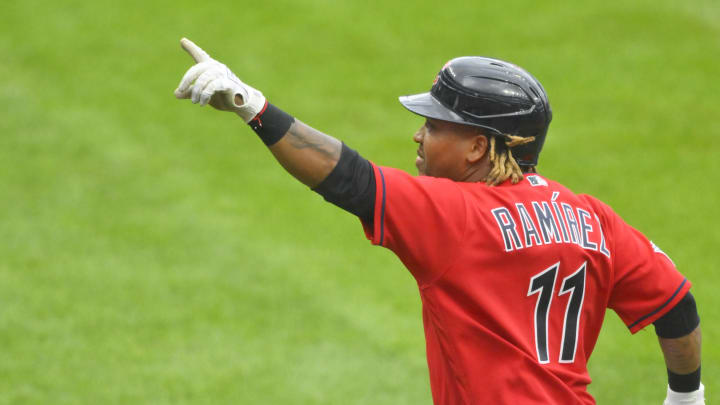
[415,156,426,176]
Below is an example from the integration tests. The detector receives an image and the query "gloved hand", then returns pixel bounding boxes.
[664,384,705,405]
[174,38,266,122]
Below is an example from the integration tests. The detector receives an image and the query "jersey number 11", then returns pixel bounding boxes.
[528,262,587,364]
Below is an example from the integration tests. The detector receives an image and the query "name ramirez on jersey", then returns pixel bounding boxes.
[491,190,611,257]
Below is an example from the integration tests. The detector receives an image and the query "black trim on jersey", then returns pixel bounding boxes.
[653,292,700,339]
[628,279,687,330]
[378,167,386,246]
[312,143,376,224]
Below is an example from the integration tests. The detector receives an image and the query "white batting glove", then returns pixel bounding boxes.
[174,38,266,123]
[664,384,705,405]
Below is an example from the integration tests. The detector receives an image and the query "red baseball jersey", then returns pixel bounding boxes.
[362,165,690,405]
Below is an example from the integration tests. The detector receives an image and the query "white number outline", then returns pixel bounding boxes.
[527,262,587,364]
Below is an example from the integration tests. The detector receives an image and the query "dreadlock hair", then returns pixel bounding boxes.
[484,134,536,186]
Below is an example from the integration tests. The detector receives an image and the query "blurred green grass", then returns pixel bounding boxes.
[1,0,718,403]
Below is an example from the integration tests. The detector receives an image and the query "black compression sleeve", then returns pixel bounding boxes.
[653,291,700,339]
[312,143,376,224]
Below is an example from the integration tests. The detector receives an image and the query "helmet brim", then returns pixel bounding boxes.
[398,92,465,123]
[398,92,503,135]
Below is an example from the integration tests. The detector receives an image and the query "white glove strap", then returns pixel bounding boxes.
[232,85,266,123]
[664,383,705,405]
[212,62,265,122]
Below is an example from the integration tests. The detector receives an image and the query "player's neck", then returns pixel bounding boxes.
[457,161,491,183]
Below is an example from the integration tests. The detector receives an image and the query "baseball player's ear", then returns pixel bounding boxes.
[467,135,489,164]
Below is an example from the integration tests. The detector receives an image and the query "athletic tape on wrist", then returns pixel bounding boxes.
[248,102,295,146]
[668,366,701,393]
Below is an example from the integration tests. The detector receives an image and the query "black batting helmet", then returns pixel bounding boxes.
[399,57,552,167]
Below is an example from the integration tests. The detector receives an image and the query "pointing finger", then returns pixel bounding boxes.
[180,37,211,63]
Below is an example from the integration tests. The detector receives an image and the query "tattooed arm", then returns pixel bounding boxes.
[265,116,376,223]
[267,119,343,188]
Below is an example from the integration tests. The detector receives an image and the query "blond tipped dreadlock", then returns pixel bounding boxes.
[484,135,536,186]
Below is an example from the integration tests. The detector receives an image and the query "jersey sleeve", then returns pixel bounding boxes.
[600,203,691,334]
[361,164,467,286]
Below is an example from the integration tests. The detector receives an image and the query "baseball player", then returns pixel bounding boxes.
[173,38,704,404]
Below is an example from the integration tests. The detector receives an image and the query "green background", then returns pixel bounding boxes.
[1,0,718,403]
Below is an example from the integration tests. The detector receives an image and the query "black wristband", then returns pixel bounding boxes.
[668,366,701,393]
[248,102,295,146]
